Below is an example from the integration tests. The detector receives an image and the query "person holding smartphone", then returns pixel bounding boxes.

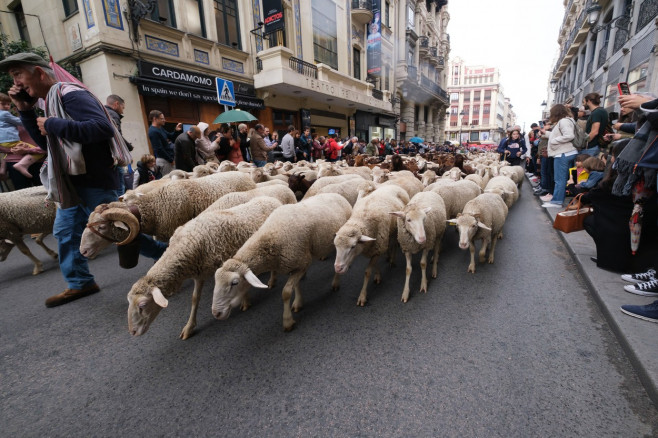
[0,52,120,307]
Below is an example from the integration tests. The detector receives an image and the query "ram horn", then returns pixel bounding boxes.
[100,207,141,246]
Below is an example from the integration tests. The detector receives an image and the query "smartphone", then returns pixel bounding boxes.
[618,82,631,95]
[13,88,37,105]
[539,120,545,128]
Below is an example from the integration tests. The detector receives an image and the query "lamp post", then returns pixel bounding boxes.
[458,110,466,146]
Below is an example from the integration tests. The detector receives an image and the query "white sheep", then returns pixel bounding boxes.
[212,193,353,331]
[0,187,57,275]
[464,173,484,189]
[499,165,525,188]
[484,175,519,208]
[334,184,409,306]
[251,167,289,183]
[382,173,424,199]
[390,191,447,303]
[421,170,438,187]
[316,178,377,206]
[213,184,297,210]
[427,179,481,219]
[302,174,362,199]
[447,193,508,273]
[127,196,284,340]
[80,171,256,259]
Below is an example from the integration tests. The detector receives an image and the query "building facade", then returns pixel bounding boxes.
[0,0,452,159]
[445,56,516,144]
[550,0,658,113]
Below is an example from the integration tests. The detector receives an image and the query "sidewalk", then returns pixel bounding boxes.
[531,176,658,407]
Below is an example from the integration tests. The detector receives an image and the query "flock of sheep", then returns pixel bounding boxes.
[0,153,523,339]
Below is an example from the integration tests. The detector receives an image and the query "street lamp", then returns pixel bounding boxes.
[458,110,466,145]
[586,1,602,26]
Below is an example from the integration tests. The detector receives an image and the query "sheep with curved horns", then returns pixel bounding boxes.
[212,193,352,331]
[447,193,508,273]
[0,187,57,275]
[334,184,409,306]
[127,196,284,339]
[80,171,256,259]
[390,191,447,303]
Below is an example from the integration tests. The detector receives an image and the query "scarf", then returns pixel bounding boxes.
[612,99,658,196]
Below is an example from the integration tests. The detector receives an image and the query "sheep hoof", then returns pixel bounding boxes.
[357,298,367,307]
[374,275,381,284]
[179,326,195,340]
[292,303,302,313]
[51,252,59,260]
[467,265,476,273]
[283,320,296,332]
[401,291,409,303]
[420,284,427,294]
[32,265,43,275]
[240,299,251,312]
[488,257,495,264]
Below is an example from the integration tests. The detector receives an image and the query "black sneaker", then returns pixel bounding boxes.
[621,268,656,284]
[623,279,658,297]
[620,300,658,323]
[534,190,548,197]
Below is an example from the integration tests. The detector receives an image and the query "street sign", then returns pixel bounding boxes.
[216,77,236,107]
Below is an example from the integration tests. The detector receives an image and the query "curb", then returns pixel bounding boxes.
[530,174,658,407]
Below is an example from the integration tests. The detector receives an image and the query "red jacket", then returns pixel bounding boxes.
[326,138,342,160]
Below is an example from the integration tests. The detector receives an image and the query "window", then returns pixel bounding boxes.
[312,0,337,69]
[473,91,480,101]
[450,92,459,101]
[385,65,390,90]
[628,61,649,93]
[451,107,458,115]
[62,0,78,16]
[407,5,415,29]
[384,1,390,27]
[407,47,414,66]
[483,105,490,114]
[151,0,177,27]
[353,48,361,79]
[185,0,206,37]
[214,0,241,49]
[472,120,479,125]
[473,105,480,115]
[13,4,31,44]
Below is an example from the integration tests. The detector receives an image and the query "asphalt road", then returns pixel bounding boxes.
[1,182,657,437]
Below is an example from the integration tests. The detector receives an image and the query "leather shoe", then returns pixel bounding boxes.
[590,257,598,263]
[45,283,101,308]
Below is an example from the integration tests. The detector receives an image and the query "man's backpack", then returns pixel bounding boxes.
[569,118,588,150]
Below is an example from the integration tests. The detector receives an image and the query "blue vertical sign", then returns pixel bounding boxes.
[367,0,381,76]
[216,77,236,107]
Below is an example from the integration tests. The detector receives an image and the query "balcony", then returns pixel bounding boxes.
[254,45,392,112]
[419,36,430,55]
[351,0,373,25]
[407,65,418,81]
[421,74,449,105]
[552,0,591,79]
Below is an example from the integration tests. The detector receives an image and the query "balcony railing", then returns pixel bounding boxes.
[372,88,383,100]
[586,61,593,78]
[289,57,318,79]
[256,57,262,72]
[553,0,591,74]
[352,0,373,10]
[421,74,450,103]
[419,36,430,48]
[597,42,608,69]
[429,46,437,57]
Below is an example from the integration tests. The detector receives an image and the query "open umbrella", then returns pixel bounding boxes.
[49,55,86,88]
[213,109,258,124]
[409,136,424,143]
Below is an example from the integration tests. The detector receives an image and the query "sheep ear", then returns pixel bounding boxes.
[422,207,432,214]
[151,287,168,308]
[244,269,268,289]
[113,221,129,231]
[389,211,405,218]
[477,222,492,231]
[359,235,376,242]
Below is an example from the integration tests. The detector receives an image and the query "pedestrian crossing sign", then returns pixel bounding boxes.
[216,77,236,107]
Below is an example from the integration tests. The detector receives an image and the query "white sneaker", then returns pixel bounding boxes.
[542,203,561,208]
[621,268,656,284]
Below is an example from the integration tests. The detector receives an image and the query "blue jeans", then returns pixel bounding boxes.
[581,146,600,157]
[540,156,554,192]
[253,160,267,168]
[53,187,118,289]
[138,234,168,260]
[551,154,575,205]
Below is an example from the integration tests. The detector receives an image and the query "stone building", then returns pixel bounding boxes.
[0,0,452,158]
[550,0,658,112]
[445,56,516,144]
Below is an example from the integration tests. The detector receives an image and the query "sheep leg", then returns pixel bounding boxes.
[292,276,304,313]
[331,272,341,291]
[373,263,382,284]
[34,233,58,259]
[387,239,397,267]
[467,241,476,273]
[14,239,44,275]
[282,271,305,331]
[478,238,489,263]
[419,249,429,294]
[488,233,499,264]
[401,251,413,303]
[180,279,204,340]
[240,293,251,312]
[267,271,277,289]
[357,256,379,306]
[431,239,441,279]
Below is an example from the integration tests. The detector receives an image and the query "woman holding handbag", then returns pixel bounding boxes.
[542,104,578,208]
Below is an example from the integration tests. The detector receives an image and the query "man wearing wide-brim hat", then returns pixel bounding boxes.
[0,52,120,307]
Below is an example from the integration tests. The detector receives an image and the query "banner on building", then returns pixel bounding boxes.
[263,0,284,34]
[367,0,381,76]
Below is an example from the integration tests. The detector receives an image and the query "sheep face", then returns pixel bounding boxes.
[212,260,264,320]
[448,214,491,249]
[79,214,131,259]
[126,279,167,336]
[393,207,431,244]
[333,230,375,274]
[0,239,15,261]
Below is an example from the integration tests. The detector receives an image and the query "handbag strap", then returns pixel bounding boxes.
[564,193,584,211]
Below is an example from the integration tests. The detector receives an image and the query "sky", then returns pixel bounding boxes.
[446,0,565,130]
